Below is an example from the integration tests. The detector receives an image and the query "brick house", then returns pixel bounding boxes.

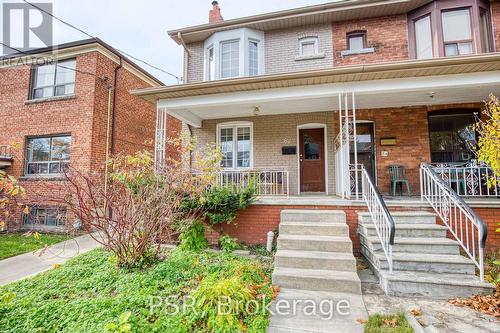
[134,0,500,297]
[0,38,181,231]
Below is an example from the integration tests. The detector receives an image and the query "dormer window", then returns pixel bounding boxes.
[204,28,264,80]
[408,0,493,59]
[299,37,319,57]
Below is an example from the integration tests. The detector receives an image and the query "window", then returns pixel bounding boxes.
[248,40,259,76]
[408,1,493,59]
[414,15,433,59]
[23,207,67,226]
[299,37,318,57]
[217,123,253,169]
[207,46,215,80]
[25,135,71,175]
[221,40,240,78]
[428,111,476,163]
[442,9,473,56]
[31,59,76,99]
[347,31,366,51]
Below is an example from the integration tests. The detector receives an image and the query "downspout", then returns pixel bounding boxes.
[111,58,122,154]
[177,32,189,83]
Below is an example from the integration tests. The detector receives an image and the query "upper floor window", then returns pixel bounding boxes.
[204,28,263,80]
[25,135,71,175]
[408,0,493,59]
[442,9,473,56]
[299,37,319,57]
[347,31,367,52]
[31,59,76,99]
[217,122,253,169]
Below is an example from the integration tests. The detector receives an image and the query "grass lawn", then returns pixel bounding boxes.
[364,313,414,333]
[0,248,274,333]
[0,233,69,260]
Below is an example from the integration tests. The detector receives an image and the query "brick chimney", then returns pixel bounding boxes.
[209,1,223,24]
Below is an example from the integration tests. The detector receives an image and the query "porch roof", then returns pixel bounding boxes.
[132,53,500,127]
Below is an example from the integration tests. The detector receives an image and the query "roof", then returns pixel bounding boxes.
[0,38,164,86]
[132,53,500,102]
[169,0,433,44]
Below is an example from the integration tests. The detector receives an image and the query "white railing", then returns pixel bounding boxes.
[215,169,289,197]
[430,163,500,197]
[360,164,395,272]
[420,163,487,281]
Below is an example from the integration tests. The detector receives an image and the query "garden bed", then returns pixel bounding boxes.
[0,248,274,333]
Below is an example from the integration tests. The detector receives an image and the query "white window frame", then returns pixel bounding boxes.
[299,37,319,57]
[216,121,254,170]
[206,45,215,81]
[220,39,241,79]
[248,39,259,76]
[203,28,264,80]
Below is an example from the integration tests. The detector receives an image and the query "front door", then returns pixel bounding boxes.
[351,122,376,180]
[299,128,325,192]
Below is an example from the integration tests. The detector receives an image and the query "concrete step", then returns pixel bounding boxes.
[360,234,459,255]
[379,270,495,299]
[280,222,349,236]
[358,221,447,238]
[362,246,476,275]
[268,289,367,333]
[358,211,436,224]
[281,209,346,223]
[274,250,356,271]
[277,234,352,252]
[272,267,362,294]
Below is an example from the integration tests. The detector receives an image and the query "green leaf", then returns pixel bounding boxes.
[119,311,131,324]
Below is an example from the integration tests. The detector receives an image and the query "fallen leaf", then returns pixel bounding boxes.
[356,318,367,324]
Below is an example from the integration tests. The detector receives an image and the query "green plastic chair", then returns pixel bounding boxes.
[389,165,412,196]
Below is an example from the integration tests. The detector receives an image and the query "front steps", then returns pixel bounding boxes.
[269,209,367,333]
[358,211,494,299]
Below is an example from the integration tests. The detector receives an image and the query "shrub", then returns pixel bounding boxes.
[219,235,239,253]
[178,220,208,252]
[191,275,252,333]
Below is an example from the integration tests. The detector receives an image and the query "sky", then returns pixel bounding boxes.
[0,0,338,84]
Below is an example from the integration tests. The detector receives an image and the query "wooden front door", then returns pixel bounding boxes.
[299,128,325,192]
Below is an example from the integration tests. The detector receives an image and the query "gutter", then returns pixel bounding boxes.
[177,32,189,84]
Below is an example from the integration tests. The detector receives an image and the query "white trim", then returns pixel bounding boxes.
[296,123,328,195]
[216,121,254,170]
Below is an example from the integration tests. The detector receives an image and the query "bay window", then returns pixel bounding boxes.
[204,28,264,80]
[217,122,253,169]
[408,0,493,59]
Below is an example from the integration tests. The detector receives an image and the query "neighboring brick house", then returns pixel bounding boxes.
[134,0,500,256]
[0,38,181,231]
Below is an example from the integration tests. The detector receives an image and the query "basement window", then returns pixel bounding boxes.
[23,207,67,226]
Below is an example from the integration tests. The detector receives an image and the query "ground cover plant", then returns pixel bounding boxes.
[0,248,275,333]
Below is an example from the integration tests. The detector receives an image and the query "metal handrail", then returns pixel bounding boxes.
[213,169,289,197]
[420,163,487,281]
[0,145,12,159]
[360,164,396,272]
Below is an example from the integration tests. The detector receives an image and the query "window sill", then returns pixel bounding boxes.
[294,53,326,61]
[25,94,76,105]
[340,48,375,57]
[19,175,66,181]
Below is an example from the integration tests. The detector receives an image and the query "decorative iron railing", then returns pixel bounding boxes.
[214,169,289,197]
[360,164,395,272]
[429,162,500,197]
[420,163,487,281]
[0,145,13,159]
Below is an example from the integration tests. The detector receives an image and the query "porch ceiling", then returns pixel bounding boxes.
[158,70,500,127]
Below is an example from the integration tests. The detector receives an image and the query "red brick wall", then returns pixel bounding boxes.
[332,14,409,67]
[0,50,180,230]
[206,204,500,255]
[492,0,500,52]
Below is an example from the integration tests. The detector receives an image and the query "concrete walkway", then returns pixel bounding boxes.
[0,233,100,286]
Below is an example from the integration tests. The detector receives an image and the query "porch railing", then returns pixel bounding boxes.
[429,163,500,197]
[420,163,487,281]
[215,169,289,197]
[0,145,12,159]
[360,164,395,272]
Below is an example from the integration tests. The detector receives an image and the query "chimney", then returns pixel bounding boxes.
[209,1,223,24]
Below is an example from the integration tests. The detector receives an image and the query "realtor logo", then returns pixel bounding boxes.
[2,2,53,55]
